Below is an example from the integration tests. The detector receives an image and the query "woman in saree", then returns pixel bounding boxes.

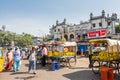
[5,48,13,71]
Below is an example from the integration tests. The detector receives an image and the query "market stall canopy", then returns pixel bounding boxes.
[51,41,62,45]
[60,42,77,46]
[89,38,120,46]
[106,39,120,46]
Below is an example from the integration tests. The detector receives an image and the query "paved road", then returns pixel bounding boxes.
[0,56,100,80]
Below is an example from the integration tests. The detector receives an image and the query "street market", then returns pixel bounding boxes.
[0,1,120,80]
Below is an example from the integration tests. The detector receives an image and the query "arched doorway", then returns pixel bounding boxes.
[64,35,68,41]
[78,35,81,40]
[82,34,87,40]
[70,34,74,40]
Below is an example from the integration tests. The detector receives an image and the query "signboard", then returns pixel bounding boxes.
[88,29,107,38]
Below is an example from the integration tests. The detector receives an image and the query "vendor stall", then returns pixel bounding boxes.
[89,38,120,74]
[48,42,77,67]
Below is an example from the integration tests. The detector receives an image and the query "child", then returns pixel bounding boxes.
[28,47,37,74]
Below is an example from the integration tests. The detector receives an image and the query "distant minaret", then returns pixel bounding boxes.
[90,12,93,19]
[63,18,66,25]
[102,10,105,17]
[111,13,117,34]
[56,20,58,26]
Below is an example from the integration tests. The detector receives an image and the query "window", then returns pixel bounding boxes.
[54,30,56,32]
[99,23,102,27]
[92,23,96,27]
[58,29,60,32]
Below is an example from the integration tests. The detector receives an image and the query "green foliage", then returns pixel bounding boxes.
[115,23,120,33]
[14,33,34,46]
[0,30,34,47]
[49,27,53,35]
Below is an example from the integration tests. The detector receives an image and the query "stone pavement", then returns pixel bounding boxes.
[0,56,100,80]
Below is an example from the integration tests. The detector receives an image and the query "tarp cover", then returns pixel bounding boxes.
[60,42,77,46]
[90,38,120,46]
[106,39,120,46]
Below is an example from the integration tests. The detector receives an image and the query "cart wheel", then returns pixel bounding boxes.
[117,61,120,73]
[61,58,67,67]
[92,60,100,74]
[109,61,118,73]
[69,57,76,67]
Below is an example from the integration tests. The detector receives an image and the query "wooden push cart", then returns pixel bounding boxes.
[89,39,120,74]
[48,41,77,67]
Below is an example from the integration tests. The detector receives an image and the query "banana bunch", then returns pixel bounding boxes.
[65,52,76,56]
[92,56,99,60]
[52,51,60,56]
[92,51,119,61]
[48,51,53,57]
[48,51,76,57]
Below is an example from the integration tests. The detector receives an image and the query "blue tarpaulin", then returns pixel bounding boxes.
[78,45,88,51]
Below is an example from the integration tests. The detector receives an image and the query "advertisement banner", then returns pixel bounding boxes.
[88,29,107,38]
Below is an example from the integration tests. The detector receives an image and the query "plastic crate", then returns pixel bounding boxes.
[52,61,60,71]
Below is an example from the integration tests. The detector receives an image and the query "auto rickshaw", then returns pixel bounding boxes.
[0,47,4,72]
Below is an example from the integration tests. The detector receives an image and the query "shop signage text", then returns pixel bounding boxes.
[88,29,107,38]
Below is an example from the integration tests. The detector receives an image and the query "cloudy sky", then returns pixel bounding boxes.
[0,0,120,36]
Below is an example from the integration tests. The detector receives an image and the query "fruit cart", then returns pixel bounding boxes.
[0,47,4,72]
[48,41,77,67]
[90,39,120,74]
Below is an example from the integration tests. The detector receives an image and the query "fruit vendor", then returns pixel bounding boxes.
[88,43,93,68]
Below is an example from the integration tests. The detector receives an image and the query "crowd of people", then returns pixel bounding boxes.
[4,47,23,72]
[3,44,48,74]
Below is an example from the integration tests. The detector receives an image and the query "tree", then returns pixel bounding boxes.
[49,27,53,35]
[115,23,120,33]
[0,30,34,47]
[49,27,54,40]
[15,33,34,46]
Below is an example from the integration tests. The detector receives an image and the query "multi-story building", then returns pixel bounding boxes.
[51,10,118,41]
[52,19,76,41]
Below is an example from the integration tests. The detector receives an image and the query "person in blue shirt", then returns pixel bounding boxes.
[13,47,22,72]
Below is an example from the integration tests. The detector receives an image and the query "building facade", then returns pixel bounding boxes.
[51,10,118,41]
[52,19,76,41]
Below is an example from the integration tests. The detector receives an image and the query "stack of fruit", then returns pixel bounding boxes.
[52,51,60,56]
[92,51,119,61]
[48,51,53,57]
[65,52,76,56]
[48,51,76,57]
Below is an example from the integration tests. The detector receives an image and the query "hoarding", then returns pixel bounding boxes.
[88,29,107,38]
